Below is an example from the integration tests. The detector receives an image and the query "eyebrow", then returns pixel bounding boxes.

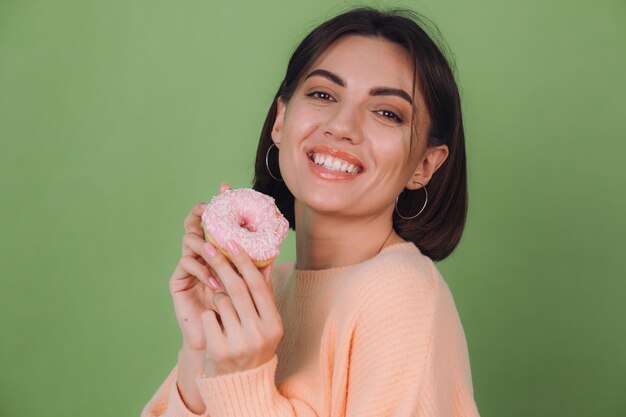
[304,68,413,105]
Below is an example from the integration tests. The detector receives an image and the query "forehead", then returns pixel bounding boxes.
[309,35,415,92]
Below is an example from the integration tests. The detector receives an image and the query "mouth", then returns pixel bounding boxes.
[305,145,364,175]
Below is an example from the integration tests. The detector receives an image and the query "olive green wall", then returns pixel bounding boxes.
[1,1,624,416]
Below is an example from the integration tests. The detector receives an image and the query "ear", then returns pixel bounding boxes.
[271,98,287,148]
[406,144,449,189]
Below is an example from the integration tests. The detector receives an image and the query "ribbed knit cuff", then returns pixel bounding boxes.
[195,354,289,417]
[165,379,208,417]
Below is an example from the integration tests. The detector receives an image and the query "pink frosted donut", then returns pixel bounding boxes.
[201,188,289,268]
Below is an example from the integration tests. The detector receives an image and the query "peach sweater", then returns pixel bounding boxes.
[142,242,480,417]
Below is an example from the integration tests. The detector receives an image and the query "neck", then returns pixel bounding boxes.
[294,201,405,270]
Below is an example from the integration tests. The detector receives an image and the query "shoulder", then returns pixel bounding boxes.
[351,242,440,302]
[332,245,444,357]
[335,243,460,329]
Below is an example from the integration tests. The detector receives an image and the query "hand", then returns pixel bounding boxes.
[169,182,232,351]
[200,240,283,377]
[169,182,244,413]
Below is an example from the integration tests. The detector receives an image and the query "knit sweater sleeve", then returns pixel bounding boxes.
[141,365,208,417]
[144,354,314,417]
[344,256,480,417]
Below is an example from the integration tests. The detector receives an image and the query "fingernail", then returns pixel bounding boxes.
[208,276,220,289]
[226,240,239,255]
[204,243,217,257]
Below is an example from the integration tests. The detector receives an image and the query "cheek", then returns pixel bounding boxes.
[283,103,325,138]
[367,131,415,181]
[369,128,411,161]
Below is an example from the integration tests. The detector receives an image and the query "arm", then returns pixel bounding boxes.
[143,354,318,417]
[176,348,208,414]
[343,265,437,417]
[344,261,480,417]
[141,200,221,417]
[141,362,207,417]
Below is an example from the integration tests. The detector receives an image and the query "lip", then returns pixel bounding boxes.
[305,144,365,171]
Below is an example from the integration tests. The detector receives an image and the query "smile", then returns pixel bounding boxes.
[305,144,365,177]
[308,152,363,174]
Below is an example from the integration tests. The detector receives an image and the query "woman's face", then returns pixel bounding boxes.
[272,35,436,219]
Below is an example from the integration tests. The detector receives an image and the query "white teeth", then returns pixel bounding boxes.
[309,152,360,174]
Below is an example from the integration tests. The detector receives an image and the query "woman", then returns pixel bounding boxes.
[143,7,480,417]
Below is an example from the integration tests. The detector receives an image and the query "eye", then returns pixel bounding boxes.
[307,91,336,101]
[376,109,403,123]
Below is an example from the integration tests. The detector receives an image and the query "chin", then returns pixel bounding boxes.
[306,189,362,216]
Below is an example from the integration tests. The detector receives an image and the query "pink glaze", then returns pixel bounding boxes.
[201,188,289,262]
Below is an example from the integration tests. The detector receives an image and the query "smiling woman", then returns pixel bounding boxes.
[142,7,479,417]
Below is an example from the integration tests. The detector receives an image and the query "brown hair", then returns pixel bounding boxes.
[253,7,467,261]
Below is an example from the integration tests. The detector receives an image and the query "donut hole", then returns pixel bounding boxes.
[239,216,257,233]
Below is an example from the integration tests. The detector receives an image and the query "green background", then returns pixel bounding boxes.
[1,0,625,416]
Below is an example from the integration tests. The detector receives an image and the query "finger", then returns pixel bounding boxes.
[203,242,259,320]
[175,255,217,289]
[260,263,272,286]
[202,285,228,315]
[211,292,241,335]
[182,203,209,257]
[183,203,208,237]
[260,263,275,301]
[182,232,222,279]
[223,240,278,321]
[219,182,232,194]
[182,231,205,258]
[201,310,226,350]
[197,257,219,280]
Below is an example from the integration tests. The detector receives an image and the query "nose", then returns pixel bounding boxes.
[323,102,363,144]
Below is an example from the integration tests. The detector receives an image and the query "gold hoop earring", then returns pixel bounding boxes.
[395,181,428,220]
[265,143,284,182]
